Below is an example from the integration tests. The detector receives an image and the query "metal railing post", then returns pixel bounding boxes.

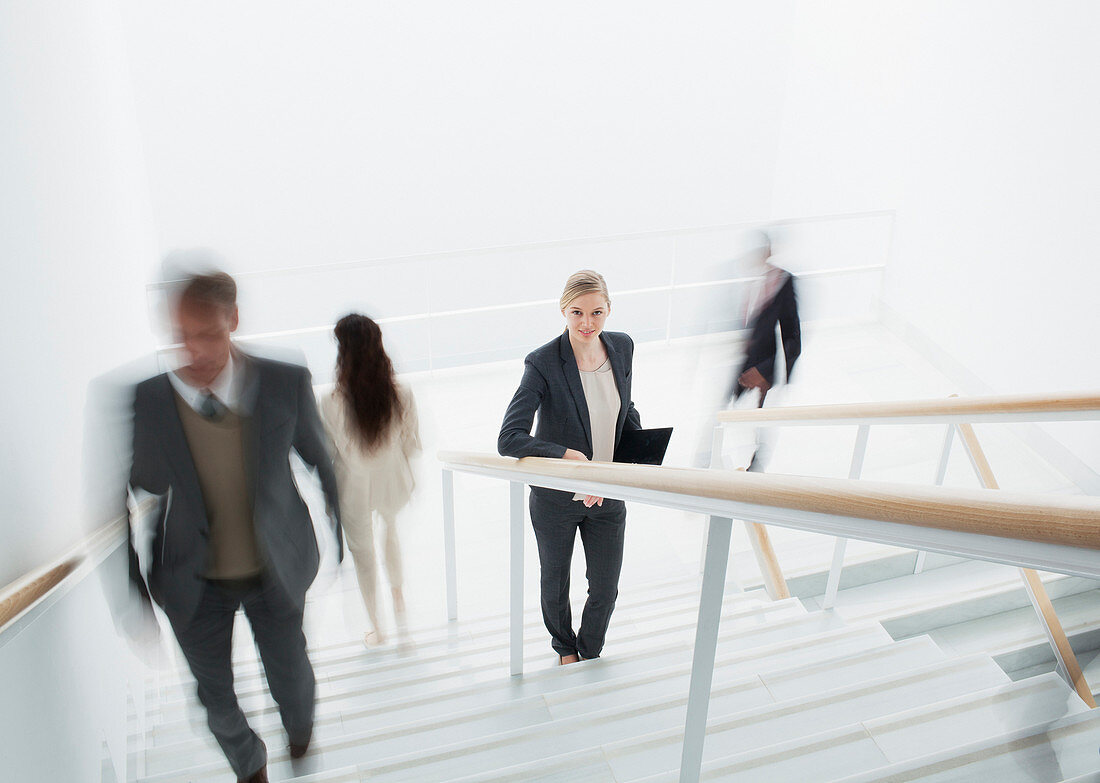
[509,480,525,677]
[680,515,733,783]
[442,468,458,622]
[708,423,725,470]
[933,423,956,487]
[915,423,956,575]
[699,425,726,574]
[823,423,870,609]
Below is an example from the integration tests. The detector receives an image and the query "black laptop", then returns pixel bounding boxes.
[613,427,673,465]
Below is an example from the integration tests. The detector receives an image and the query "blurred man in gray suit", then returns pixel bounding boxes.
[125,265,342,782]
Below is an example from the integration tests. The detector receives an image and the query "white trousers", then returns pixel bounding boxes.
[343,508,403,633]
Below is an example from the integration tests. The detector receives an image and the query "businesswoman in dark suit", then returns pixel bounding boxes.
[498,270,641,664]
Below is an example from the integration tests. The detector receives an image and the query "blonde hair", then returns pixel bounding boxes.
[559,269,611,312]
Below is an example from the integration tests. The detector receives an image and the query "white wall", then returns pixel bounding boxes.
[770,0,1100,480]
[0,1,157,777]
[120,1,907,379]
[0,548,131,781]
[118,0,796,270]
[0,0,157,589]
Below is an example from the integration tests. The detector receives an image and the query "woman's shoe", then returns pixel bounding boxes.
[558,653,580,665]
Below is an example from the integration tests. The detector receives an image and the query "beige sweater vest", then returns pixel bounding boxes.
[174,394,263,579]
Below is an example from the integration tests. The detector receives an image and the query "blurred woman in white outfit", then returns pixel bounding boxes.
[321,313,421,646]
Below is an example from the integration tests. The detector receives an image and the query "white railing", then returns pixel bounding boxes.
[714,392,1100,606]
[147,209,893,375]
[714,390,1100,710]
[437,451,1100,783]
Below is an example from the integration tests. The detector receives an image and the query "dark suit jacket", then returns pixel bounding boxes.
[126,353,342,626]
[737,272,801,392]
[498,331,641,509]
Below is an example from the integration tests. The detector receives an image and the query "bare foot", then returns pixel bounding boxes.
[363,629,386,647]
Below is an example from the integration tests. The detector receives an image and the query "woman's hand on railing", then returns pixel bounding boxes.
[562,448,604,507]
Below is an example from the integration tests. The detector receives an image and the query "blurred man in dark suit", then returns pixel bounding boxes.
[728,232,801,470]
[125,263,341,783]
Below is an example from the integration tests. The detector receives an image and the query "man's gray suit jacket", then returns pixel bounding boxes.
[126,353,342,626]
[498,331,641,510]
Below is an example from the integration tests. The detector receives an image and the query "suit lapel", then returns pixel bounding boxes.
[602,334,630,444]
[151,375,207,528]
[236,349,261,416]
[559,333,593,454]
[236,352,261,507]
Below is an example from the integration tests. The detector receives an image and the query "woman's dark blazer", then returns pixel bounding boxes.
[498,330,642,510]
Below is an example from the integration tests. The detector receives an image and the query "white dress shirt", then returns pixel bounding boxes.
[168,351,243,414]
[573,357,620,501]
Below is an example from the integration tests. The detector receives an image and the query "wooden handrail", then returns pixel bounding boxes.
[716,391,1100,425]
[0,559,81,631]
[0,518,126,636]
[438,452,1100,551]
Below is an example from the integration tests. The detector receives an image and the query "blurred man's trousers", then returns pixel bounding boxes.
[167,575,315,779]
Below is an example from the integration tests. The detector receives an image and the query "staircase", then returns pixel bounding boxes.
[748,545,1100,691]
[128,555,1100,783]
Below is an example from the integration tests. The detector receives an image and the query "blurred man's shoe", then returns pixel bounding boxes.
[289,730,312,759]
[238,765,268,783]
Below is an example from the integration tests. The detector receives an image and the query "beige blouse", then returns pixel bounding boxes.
[320,383,422,517]
[574,357,620,500]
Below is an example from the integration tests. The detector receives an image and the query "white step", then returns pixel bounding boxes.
[1078,646,1100,698]
[824,560,1095,638]
[862,672,1089,764]
[929,587,1100,672]
[766,546,964,600]
[136,602,836,772]
[135,607,858,781]
[599,655,1012,782]
[423,658,1055,783]
[622,674,1086,783]
[447,748,618,783]
[453,724,882,783]
[543,635,945,718]
[146,573,766,693]
[141,595,808,731]
[223,655,1003,783]
[148,620,890,753]
[833,703,1100,783]
[141,628,938,774]
[440,638,947,783]
[145,584,758,703]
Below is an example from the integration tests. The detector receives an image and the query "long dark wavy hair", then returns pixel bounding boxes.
[334,313,403,450]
